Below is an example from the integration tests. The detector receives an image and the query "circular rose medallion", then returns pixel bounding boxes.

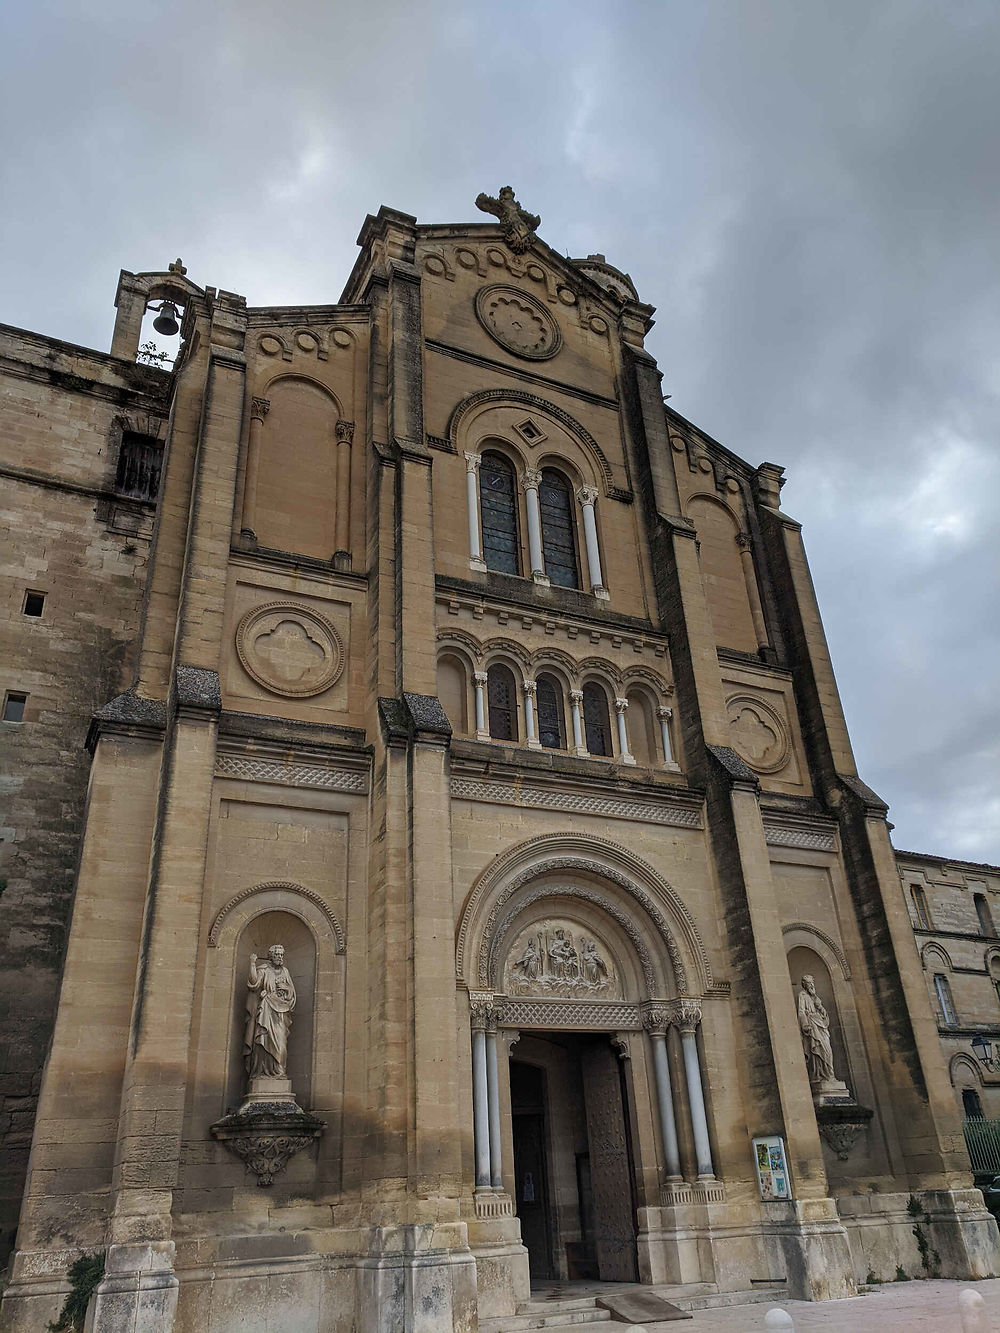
[236,602,344,698]
[475,284,562,360]
[726,694,790,774]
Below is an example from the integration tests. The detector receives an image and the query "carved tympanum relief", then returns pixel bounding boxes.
[504,920,621,999]
[236,601,344,698]
[726,693,790,774]
[475,285,562,361]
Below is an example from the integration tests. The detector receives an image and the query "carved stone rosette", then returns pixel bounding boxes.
[211,1101,324,1186]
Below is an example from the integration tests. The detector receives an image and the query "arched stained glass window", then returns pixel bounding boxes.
[539,469,578,589]
[582,682,612,757]
[480,452,520,575]
[536,674,565,750]
[487,664,518,741]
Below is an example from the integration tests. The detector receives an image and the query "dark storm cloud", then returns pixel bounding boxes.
[1,0,996,857]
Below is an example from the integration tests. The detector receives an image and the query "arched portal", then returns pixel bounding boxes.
[458,834,720,1285]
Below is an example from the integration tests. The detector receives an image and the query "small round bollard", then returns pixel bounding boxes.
[764,1310,795,1331]
[959,1289,987,1333]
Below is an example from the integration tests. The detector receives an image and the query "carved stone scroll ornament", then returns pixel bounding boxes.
[211,1108,323,1186]
[816,1102,874,1161]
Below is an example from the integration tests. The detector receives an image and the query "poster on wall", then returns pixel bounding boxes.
[752,1135,791,1200]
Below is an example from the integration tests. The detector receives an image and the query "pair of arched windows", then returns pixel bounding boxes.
[483,665,613,756]
[479,452,580,589]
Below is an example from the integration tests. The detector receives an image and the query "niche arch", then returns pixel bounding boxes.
[921,941,953,972]
[204,881,345,1120]
[686,491,758,653]
[253,375,344,560]
[950,1053,983,1089]
[456,832,715,999]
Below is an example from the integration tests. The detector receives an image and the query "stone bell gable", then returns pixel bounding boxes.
[0,190,996,1333]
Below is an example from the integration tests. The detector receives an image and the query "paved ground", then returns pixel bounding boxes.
[664,1279,1000,1332]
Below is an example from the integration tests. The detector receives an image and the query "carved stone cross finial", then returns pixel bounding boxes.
[475,186,540,254]
[168,258,187,276]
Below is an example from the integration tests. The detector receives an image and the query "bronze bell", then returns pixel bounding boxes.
[152,301,180,337]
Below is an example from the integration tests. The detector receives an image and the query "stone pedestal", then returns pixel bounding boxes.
[211,1085,323,1187]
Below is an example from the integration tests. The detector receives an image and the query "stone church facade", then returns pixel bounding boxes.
[1,193,997,1331]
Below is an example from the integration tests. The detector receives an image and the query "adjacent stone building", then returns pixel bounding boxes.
[1,193,997,1332]
[898,851,1000,1122]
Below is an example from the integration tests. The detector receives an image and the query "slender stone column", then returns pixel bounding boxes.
[614,697,636,765]
[569,689,587,756]
[521,469,548,584]
[657,705,679,771]
[669,1000,716,1180]
[470,997,492,1190]
[240,396,269,538]
[643,1010,682,1180]
[473,670,489,740]
[522,679,541,749]
[465,452,487,571]
[486,1025,503,1188]
[577,485,609,599]
[334,419,354,554]
[736,531,770,652]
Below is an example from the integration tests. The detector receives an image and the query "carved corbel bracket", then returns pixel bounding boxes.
[211,1102,324,1186]
[815,1101,874,1161]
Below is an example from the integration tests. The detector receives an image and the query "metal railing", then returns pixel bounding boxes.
[963,1117,1000,1175]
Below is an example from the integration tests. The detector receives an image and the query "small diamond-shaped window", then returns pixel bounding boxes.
[514,418,547,445]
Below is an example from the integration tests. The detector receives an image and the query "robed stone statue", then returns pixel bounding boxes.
[797,974,836,1087]
[244,944,296,1081]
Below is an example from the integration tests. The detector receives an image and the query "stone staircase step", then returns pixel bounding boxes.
[479,1301,612,1332]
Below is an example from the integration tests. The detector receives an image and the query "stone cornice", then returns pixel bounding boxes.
[450,769,702,830]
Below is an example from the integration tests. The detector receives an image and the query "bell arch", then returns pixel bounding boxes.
[456,832,714,999]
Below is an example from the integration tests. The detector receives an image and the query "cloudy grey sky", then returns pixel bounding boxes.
[2,1,997,860]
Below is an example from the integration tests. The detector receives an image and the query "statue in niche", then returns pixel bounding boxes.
[548,928,579,980]
[244,944,296,1081]
[512,936,541,983]
[797,974,836,1087]
[580,937,609,986]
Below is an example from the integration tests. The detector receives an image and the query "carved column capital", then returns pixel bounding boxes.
[335,419,355,444]
[614,696,629,715]
[735,530,752,551]
[473,670,488,687]
[250,397,270,422]
[469,992,498,1033]
[521,679,537,699]
[656,705,673,721]
[641,1005,669,1035]
[464,450,482,475]
[521,468,542,492]
[666,997,703,1034]
[569,689,584,705]
[576,484,599,508]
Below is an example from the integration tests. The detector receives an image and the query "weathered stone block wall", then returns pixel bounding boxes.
[0,335,167,1260]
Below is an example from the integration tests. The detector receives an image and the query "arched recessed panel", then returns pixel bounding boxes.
[687,494,757,653]
[437,654,469,736]
[787,946,849,1092]
[229,910,316,1109]
[625,690,658,768]
[255,377,341,560]
[583,681,612,757]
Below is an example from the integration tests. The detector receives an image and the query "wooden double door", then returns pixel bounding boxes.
[510,1034,638,1284]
